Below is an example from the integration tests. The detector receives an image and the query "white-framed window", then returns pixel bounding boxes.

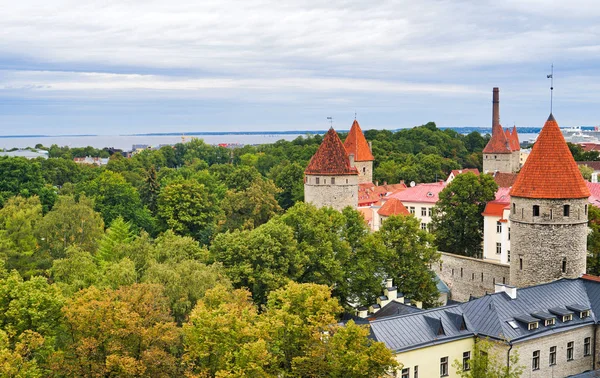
[414,366,418,378]
[462,351,470,371]
[496,243,502,254]
[528,322,539,330]
[421,223,427,230]
[401,368,410,378]
[496,221,502,233]
[440,357,448,377]
[585,337,591,356]
[545,318,555,326]
[532,350,540,371]
[567,341,574,361]
[410,206,415,214]
[563,314,573,322]
[581,310,590,318]
[549,346,556,366]
[507,250,511,262]
[428,208,432,216]
[421,207,427,216]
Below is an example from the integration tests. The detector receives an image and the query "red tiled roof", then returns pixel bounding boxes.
[578,161,600,171]
[490,172,519,188]
[586,182,600,207]
[357,207,373,226]
[510,114,590,199]
[482,202,507,217]
[450,168,480,177]
[510,125,520,151]
[493,187,512,202]
[388,182,446,204]
[358,182,407,206]
[378,198,410,217]
[344,120,374,162]
[581,143,600,152]
[305,128,358,176]
[483,123,512,154]
[582,274,600,283]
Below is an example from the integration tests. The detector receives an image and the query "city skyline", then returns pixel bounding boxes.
[2,0,600,135]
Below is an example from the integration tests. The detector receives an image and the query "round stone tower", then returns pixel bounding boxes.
[304,128,358,211]
[509,114,590,287]
[344,120,375,184]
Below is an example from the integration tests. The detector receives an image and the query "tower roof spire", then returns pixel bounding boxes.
[344,120,374,161]
[305,128,358,175]
[510,114,589,199]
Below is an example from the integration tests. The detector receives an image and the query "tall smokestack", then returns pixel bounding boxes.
[492,87,500,129]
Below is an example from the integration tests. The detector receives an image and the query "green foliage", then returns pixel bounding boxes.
[579,164,594,181]
[50,247,99,296]
[587,205,600,275]
[433,172,498,257]
[157,180,221,245]
[453,338,523,378]
[568,142,600,161]
[0,329,45,378]
[268,161,305,209]
[0,157,45,203]
[96,216,135,265]
[140,166,160,213]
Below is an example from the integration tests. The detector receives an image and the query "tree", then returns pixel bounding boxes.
[50,247,99,296]
[587,205,600,275]
[0,196,43,278]
[291,320,398,378]
[157,180,221,245]
[219,177,282,231]
[453,339,523,378]
[52,284,181,377]
[432,172,498,257]
[40,158,82,187]
[0,157,45,204]
[268,161,305,209]
[96,216,135,265]
[140,166,160,213]
[375,215,440,306]
[0,330,45,378]
[36,195,104,260]
[579,164,594,181]
[78,171,154,232]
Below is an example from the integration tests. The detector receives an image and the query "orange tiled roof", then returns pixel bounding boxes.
[482,202,509,217]
[358,182,407,206]
[344,120,374,162]
[510,125,520,151]
[510,114,590,199]
[483,123,512,154]
[378,198,410,217]
[491,172,519,188]
[582,274,600,283]
[305,128,358,176]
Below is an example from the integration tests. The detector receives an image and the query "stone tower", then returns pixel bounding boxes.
[509,114,590,288]
[344,120,375,184]
[304,128,359,210]
[483,88,520,173]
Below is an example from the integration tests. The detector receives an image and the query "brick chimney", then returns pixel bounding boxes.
[492,87,500,129]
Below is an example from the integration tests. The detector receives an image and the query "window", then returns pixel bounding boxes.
[513,203,516,213]
[567,341,574,361]
[410,206,415,214]
[585,337,591,356]
[549,346,556,366]
[564,204,570,217]
[331,177,335,185]
[563,314,573,322]
[315,177,320,185]
[507,250,511,262]
[496,243,502,254]
[581,310,590,318]
[562,258,567,274]
[508,227,510,240]
[346,179,348,184]
[421,207,427,216]
[471,273,475,280]
[528,322,539,330]
[421,223,427,230]
[428,208,432,217]
[439,262,443,271]
[550,208,553,220]
[362,167,366,174]
[519,257,523,270]
[462,351,471,371]
[401,368,410,378]
[440,357,448,377]
[460,268,463,278]
[496,221,502,233]
[533,205,540,217]
[585,205,588,215]
[532,350,540,371]
[451,269,454,276]
[414,366,418,378]
[545,318,555,326]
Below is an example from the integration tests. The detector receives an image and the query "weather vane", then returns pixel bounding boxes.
[547,64,554,113]
[327,116,333,129]
[354,111,357,120]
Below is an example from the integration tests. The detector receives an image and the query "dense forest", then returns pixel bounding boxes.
[0,122,491,376]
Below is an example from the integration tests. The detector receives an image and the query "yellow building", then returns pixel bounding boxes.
[394,337,474,378]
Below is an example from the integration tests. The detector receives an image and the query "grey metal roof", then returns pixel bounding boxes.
[567,304,590,312]
[531,311,555,321]
[370,278,600,351]
[568,370,600,377]
[549,307,574,316]
[369,301,422,320]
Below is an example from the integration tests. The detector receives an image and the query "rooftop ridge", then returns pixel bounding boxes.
[483,123,512,154]
[305,128,358,176]
[510,114,590,199]
[344,120,374,162]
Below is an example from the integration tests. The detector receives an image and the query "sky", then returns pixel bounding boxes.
[2,0,600,135]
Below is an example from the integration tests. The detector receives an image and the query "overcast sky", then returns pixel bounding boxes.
[1,0,600,135]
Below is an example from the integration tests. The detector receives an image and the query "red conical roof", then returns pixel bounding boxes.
[305,128,358,175]
[510,125,520,151]
[378,198,410,217]
[344,120,374,161]
[510,114,590,199]
[483,122,512,154]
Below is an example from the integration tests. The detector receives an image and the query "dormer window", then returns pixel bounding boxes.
[528,322,539,330]
[545,318,555,326]
[563,314,573,322]
[581,310,590,319]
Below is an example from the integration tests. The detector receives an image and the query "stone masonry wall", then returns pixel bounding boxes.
[483,153,513,173]
[435,252,510,302]
[353,160,373,184]
[494,325,594,378]
[510,197,588,287]
[304,174,358,211]
[511,150,521,172]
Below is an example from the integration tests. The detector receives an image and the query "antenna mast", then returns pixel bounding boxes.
[547,64,554,113]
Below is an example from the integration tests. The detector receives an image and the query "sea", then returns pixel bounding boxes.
[0,129,541,151]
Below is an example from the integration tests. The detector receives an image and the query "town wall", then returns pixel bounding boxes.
[511,150,520,172]
[304,174,358,211]
[435,252,510,302]
[483,153,513,173]
[353,160,373,184]
[510,197,588,287]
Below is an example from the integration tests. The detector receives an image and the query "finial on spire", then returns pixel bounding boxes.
[547,64,554,113]
[327,116,333,129]
[354,111,357,120]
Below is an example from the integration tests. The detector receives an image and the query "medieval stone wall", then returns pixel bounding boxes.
[304,174,358,211]
[511,150,520,172]
[434,252,510,302]
[353,160,373,184]
[510,197,588,287]
[483,153,513,173]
